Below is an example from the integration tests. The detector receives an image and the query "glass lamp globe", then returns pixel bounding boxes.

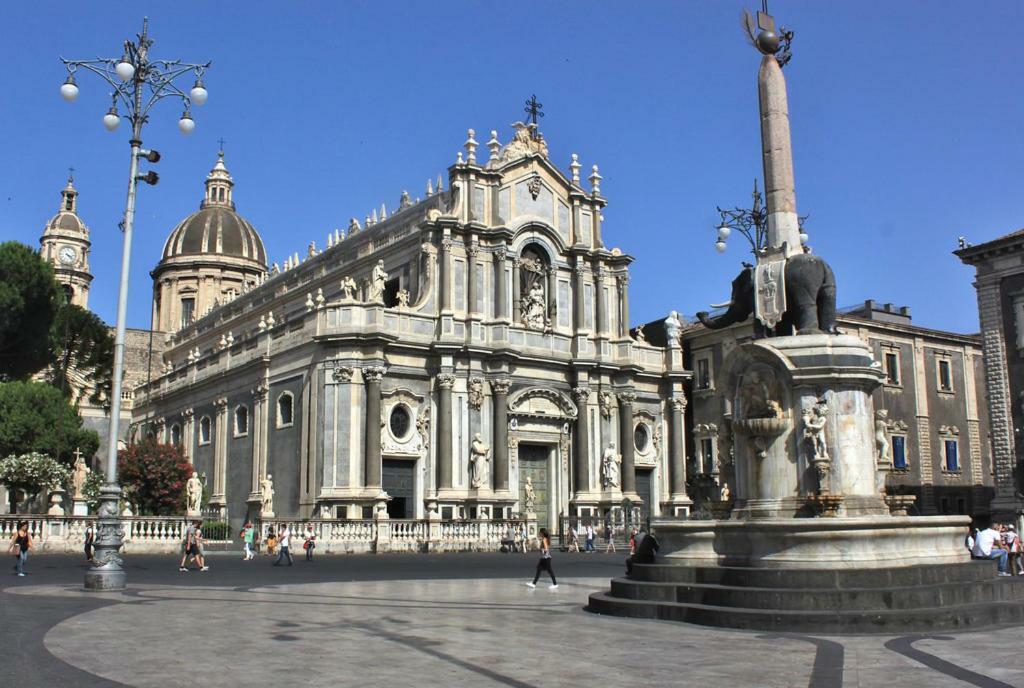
[60,76,79,102]
[115,58,135,82]
[178,112,195,135]
[799,232,809,245]
[714,240,727,254]
[189,80,208,106]
[717,224,732,241]
[103,107,120,131]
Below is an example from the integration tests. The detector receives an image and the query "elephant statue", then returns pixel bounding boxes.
[696,251,837,336]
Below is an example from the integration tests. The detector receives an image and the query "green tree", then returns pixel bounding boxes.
[0,242,61,381]
[0,380,99,465]
[49,304,114,408]
[0,452,70,514]
[118,440,191,515]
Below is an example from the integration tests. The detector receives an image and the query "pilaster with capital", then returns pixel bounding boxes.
[466,242,479,316]
[595,267,607,336]
[617,390,637,496]
[494,249,508,321]
[436,373,456,490]
[668,395,689,498]
[573,261,588,334]
[363,366,387,490]
[439,236,453,312]
[616,273,631,338]
[250,380,269,497]
[491,378,512,492]
[211,396,229,507]
[182,407,195,462]
[572,386,591,494]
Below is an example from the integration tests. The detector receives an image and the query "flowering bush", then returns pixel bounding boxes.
[0,452,70,514]
[82,469,105,513]
[117,441,191,516]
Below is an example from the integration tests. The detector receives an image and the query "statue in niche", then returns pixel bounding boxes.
[523,476,537,513]
[602,442,621,488]
[340,276,358,301]
[369,260,388,303]
[519,247,548,330]
[802,399,829,463]
[186,472,203,514]
[738,368,783,419]
[396,289,410,308]
[470,433,491,489]
[416,406,431,450]
[71,452,91,500]
[260,474,275,516]
[875,409,891,464]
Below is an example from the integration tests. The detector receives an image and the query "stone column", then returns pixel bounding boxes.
[436,373,456,490]
[511,257,522,324]
[250,381,268,498]
[572,387,591,494]
[595,268,607,336]
[182,407,195,462]
[617,273,631,338]
[491,378,511,492]
[573,262,587,333]
[212,396,228,506]
[618,391,637,495]
[466,243,478,316]
[363,367,386,491]
[494,249,507,321]
[668,396,688,497]
[439,237,452,312]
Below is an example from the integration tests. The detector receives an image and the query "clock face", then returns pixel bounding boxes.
[59,246,77,265]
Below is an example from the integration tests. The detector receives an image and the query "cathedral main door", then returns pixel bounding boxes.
[518,444,550,530]
[382,459,415,519]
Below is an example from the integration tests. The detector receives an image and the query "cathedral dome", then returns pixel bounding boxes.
[158,152,266,266]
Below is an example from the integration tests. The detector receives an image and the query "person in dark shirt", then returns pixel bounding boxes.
[625,528,659,575]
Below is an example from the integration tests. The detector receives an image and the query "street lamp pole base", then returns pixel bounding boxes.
[84,484,126,592]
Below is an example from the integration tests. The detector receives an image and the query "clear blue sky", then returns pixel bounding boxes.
[2,2,1021,334]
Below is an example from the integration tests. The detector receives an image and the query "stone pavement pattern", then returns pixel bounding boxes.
[4,553,1024,687]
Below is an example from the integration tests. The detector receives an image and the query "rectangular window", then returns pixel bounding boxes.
[180,298,195,328]
[938,359,953,392]
[891,435,907,469]
[944,439,958,471]
[696,359,711,391]
[700,438,715,475]
[884,351,900,385]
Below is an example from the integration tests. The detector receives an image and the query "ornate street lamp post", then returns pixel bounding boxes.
[60,18,211,591]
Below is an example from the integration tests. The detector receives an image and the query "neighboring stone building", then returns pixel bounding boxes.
[957,230,1024,524]
[132,123,693,531]
[675,300,993,517]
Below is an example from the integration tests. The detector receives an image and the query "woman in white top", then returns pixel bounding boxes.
[526,528,558,589]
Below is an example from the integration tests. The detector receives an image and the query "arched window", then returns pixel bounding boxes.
[277,392,294,428]
[199,415,212,445]
[234,405,249,437]
[170,423,182,446]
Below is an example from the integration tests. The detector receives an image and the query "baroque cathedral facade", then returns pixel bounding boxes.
[131,123,692,530]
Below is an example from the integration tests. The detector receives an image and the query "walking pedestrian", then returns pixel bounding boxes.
[526,528,558,589]
[8,521,33,577]
[84,522,96,562]
[193,521,209,571]
[179,520,197,571]
[241,521,255,561]
[303,523,316,561]
[567,524,580,553]
[584,522,595,552]
[273,524,293,566]
[604,521,617,553]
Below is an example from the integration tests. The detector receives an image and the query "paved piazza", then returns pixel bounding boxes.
[4,552,1023,687]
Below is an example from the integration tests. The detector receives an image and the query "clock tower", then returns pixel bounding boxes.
[39,174,93,309]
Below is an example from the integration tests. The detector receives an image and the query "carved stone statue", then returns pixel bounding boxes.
[260,473,275,517]
[416,406,431,450]
[396,289,410,308]
[71,452,90,500]
[186,472,203,515]
[664,311,682,346]
[634,325,647,344]
[523,475,537,513]
[369,260,388,303]
[875,409,891,464]
[340,276,358,301]
[739,368,783,419]
[522,281,546,330]
[469,433,491,490]
[802,400,829,462]
[348,217,361,233]
[602,442,621,489]
[500,122,549,162]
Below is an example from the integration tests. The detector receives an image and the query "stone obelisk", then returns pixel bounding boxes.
[758,53,802,258]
